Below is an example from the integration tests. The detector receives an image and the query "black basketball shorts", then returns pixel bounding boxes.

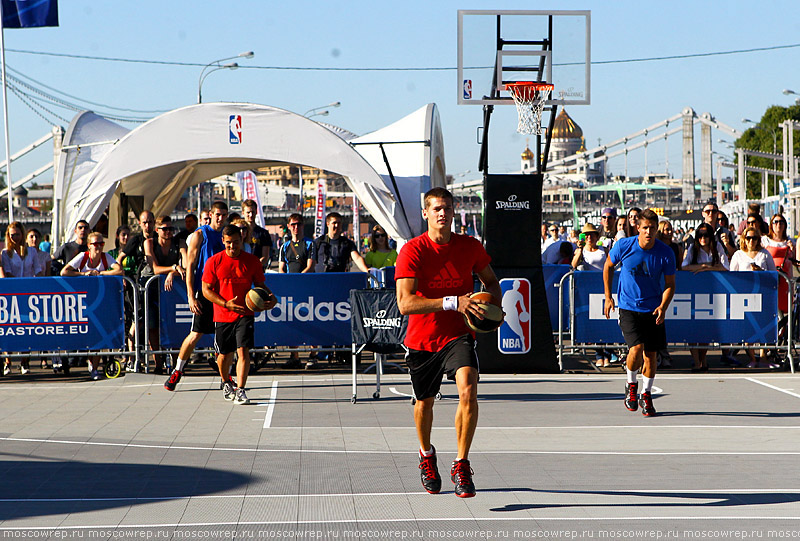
[405,335,479,400]
[618,308,667,352]
[214,316,255,355]
[190,291,215,335]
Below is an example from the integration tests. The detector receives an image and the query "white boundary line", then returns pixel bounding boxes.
[4,373,799,391]
[3,436,800,455]
[746,377,800,399]
[3,516,800,530]
[268,425,800,430]
[262,380,278,428]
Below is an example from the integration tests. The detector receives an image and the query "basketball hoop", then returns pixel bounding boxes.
[505,82,554,136]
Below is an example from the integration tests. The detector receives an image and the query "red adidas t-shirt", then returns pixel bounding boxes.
[395,232,491,352]
[202,250,264,323]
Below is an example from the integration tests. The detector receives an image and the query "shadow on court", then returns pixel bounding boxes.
[489,488,800,511]
[0,459,249,521]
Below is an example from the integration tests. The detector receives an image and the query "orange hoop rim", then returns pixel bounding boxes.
[505,81,554,93]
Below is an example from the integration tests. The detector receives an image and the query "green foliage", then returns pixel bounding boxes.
[734,104,800,198]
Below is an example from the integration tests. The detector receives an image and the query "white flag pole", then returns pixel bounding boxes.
[0,6,14,223]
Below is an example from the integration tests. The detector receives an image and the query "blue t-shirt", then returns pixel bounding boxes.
[609,236,676,313]
[194,225,224,291]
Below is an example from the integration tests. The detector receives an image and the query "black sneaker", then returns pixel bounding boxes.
[164,370,183,392]
[624,382,638,411]
[450,459,475,498]
[639,391,657,417]
[418,447,441,494]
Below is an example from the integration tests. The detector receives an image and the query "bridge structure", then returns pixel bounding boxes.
[4,110,800,236]
[452,108,800,228]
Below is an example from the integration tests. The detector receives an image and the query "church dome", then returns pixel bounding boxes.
[521,145,534,160]
[551,109,583,140]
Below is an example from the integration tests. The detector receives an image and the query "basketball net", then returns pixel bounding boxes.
[506,82,554,136]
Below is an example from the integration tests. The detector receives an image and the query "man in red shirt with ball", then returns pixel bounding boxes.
[395,187,502,498]
[203,224,271,405]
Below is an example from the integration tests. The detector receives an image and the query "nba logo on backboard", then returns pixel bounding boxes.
[498,278,531,354]
[229,115,242,144]
[463,79,472,99]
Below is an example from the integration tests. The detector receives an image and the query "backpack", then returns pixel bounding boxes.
[315,236,350,273]
[78,251,110,272]
[281,239,310,272]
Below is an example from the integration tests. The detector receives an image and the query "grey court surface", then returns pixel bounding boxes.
[2,370,800,540]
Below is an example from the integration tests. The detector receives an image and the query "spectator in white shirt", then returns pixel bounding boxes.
[60,232,123,381]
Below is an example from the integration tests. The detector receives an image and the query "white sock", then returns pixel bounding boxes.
[642,376,654,393]
[175,358,188,372]
[626,368,638,384]
[420,447,434,457]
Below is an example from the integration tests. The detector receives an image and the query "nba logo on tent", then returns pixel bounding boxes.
[463,79,472,99]
[498,278,531,354]
[229,115,242,144]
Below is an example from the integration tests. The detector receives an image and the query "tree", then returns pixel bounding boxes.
[735,104,800,199]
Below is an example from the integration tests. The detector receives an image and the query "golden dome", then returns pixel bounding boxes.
[521,145,534,160]
[551,109,583,140]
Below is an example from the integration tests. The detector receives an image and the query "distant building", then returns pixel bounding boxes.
[537,109,605,186]
[26,185,54,212]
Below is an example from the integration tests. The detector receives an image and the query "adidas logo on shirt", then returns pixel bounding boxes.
[428,261,464,289]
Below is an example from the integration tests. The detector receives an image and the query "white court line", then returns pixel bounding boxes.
[3,436,800,455]
[3,516,800,530]
[269,425,800,430]
[262,380,278,428]
[388,385,664,399]
[5,373,799,391]
[747,377,800,399]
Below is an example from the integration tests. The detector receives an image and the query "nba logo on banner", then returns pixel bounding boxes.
[229,115,242,144]
[463,79,472,99]
[498,278,531,354]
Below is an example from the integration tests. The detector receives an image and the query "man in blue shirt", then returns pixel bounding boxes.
[164,201,228,391]
[604,208,676,416]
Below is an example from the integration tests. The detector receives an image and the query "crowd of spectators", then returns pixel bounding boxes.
[0,202,401,379]
[543,201,796,370]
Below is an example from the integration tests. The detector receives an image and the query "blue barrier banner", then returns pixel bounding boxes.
[159,272,368,348]
[543,264,571,331]
[0,276,124,352]
[573,270,779,345]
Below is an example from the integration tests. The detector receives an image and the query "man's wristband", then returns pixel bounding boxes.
[443,296,458,311]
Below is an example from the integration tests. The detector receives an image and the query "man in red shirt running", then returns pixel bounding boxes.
[395,187,502,498]
[202,224,274,405]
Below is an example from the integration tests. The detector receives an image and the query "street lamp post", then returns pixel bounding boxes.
[198,62,238,104]
[783,89,800,106]
[297,102,341,213]
[197,51,254,104]
[194,51,254,211]
[742,118,779,196]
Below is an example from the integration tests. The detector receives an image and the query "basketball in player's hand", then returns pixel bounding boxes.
[463,292,505,333]
[245,286,277,312]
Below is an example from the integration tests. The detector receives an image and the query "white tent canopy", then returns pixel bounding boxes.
[53,111,130,245]
[54,102,444,246]
[351,104,446,236]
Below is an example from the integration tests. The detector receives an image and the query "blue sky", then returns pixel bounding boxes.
[3,0,799,188]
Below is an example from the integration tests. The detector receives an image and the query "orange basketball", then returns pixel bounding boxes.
[463,292,504,333]
[245,287,277,312]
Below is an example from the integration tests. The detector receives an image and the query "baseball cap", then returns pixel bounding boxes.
[601,208,617,218]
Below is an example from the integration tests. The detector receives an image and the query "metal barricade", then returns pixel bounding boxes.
[556,268,574,371]
[1,275,139,373]
[554,269,796,373]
